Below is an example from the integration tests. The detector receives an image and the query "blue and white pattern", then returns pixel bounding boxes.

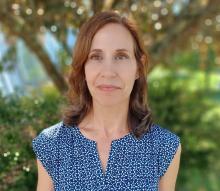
[32,121,180,191]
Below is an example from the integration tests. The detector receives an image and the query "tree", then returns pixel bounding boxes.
[0,0,219,94]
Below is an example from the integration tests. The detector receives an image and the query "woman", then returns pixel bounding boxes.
[32,11,181,191]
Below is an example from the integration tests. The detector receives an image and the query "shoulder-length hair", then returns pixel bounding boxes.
[62,11,153,139]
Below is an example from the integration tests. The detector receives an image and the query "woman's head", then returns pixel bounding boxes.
[63,11,153,139]
[85,22,139,107]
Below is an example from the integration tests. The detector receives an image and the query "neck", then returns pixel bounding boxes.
[82,100,130,136]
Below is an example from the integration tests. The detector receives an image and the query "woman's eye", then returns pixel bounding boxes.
[90,55,102,60]
[115,54,129,60]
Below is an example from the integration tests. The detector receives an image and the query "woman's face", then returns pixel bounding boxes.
[84,23,139,107]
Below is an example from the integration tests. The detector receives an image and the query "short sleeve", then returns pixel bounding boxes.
[157,126,181,178]
[32,124,61,181]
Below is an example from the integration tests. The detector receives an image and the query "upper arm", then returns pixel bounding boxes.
[32,126,60,190]
[159,143,182,191]
[36,159,54,191]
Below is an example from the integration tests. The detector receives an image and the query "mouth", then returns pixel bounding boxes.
[97,84,121,92]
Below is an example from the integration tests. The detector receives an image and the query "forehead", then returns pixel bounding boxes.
[90,23,134,53]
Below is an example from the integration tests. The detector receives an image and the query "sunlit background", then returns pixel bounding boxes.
[0,0,220,190]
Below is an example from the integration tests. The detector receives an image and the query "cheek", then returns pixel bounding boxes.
[84,64,97,93]
[125,77,136,93]
[121,72,137,96]
[84,64,94,82]
[122,65,137,83]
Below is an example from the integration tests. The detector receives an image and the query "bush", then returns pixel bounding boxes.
[0,87,66,191]
[148,68,220,190]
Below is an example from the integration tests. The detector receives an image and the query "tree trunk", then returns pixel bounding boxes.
[0,13,68,94]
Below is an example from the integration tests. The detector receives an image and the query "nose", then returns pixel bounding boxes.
[100,58,117,78]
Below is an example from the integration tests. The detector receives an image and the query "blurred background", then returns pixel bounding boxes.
[0,0,219,190]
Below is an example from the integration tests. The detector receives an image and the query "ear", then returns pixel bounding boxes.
[140,54,147,64]
[135,70,139,80]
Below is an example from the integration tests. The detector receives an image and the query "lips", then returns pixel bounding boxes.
[97,84,121,91]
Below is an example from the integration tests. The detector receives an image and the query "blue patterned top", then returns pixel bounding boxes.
[32,121,180,191]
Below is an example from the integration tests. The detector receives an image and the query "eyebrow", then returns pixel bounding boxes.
[90,48,130,53]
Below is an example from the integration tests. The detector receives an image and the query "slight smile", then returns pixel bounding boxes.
[97,85,121,92]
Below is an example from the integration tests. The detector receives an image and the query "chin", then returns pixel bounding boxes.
[93,97,124,107]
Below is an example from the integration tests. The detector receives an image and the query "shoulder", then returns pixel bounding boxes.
[33,121,63,140]
[32,121,75,143]
[32,121,65,159]
[32,121,75,181]
[150,124,181,178]
[32,121,76,162]
[148,123,180,143]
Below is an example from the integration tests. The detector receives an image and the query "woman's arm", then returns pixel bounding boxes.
[159,143,182,191]
[36,159,54,191]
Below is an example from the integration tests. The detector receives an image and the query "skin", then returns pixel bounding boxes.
[35,23,181,191]
[36,159,54,191]
[159,144,181,191]
[83,23,139,136]
[80,23,140,174]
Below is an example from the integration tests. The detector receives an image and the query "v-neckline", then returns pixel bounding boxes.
[95,140,114,177]
[73,125,132,178]
[74,125,132,144]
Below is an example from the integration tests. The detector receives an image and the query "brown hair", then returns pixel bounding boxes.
[62,11,153,139]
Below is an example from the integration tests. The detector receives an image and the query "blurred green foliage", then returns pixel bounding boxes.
[149,68,220,190]
[0,85,66,190]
